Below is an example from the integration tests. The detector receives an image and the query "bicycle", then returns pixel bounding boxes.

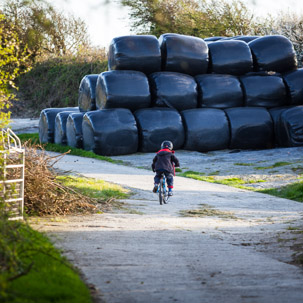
[157,173,169,205]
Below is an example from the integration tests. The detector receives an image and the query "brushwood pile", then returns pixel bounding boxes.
[39,34,303,156]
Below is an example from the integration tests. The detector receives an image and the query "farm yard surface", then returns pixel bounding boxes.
[10,119,303,302]
[32,150,303,303]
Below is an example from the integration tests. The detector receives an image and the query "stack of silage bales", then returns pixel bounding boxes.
[39,33,303,156]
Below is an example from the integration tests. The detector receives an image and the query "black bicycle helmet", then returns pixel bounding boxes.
[161,140,173,150]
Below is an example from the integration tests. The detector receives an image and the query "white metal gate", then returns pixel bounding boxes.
[0,128,25,220]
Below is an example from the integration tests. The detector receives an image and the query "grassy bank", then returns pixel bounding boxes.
[1,220,92,303]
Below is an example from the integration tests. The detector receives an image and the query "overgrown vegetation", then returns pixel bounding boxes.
[0,220,93,303]
[15,54,107,116]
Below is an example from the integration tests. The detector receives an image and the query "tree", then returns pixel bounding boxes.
[1,0,90,62]
[121,0,269,38]
[270,12,303,67]
[0,14,30,129]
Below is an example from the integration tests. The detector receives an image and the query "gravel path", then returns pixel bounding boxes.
[31,153,303,303]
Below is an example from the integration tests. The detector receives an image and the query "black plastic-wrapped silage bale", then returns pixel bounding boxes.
[208,40,253,75]
[204,37,225,42]
[39,107,78,143]
[78,74,98,112]
[283,69,303,106]
[268,106,292,146]
[224,107,274,149]
[195,74,243,108]
[181,108,230,152]
[239,75,287,108]
[159,33,209,76]
[134,108,185,152]
[277,106,303,147]
[149,72,198,110]
[233,36,259,43]
[248,35,297,73]
[95,70,151,112]
[82,109,138,156]
[108,35,161,75]
[54,111,76,145]
[66,112,86,148]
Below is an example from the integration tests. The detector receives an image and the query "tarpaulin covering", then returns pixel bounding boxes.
[66,112,86,148]
[224,107,274,149]
[82,108,138,156]
[108,35,161,75]
[282,68,303,106]
[159,33,209,76]
[134,108,185,152]
[208,40,253,75]
[78,74,99,112]
[39,107,78,143]
[54,111,74,145]
[149,72,198,110]
[276,106,303,147]
[181,108,230,151]
[248,35,297,73]
[240,75,287,108]
[95,70,151,111]
[195,74,243,108]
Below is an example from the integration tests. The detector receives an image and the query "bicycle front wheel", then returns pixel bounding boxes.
[159,178,163,205]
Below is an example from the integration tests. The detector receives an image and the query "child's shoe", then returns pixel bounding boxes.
[168,188,173,196]
[153,184,159,193]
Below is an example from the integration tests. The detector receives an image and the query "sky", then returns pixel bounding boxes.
[51,0,303,49]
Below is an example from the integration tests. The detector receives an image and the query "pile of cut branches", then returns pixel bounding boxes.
[23,143,97,216]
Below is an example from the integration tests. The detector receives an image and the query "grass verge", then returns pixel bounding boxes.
[18,133,124,165]
[1,220,92,303]
[179,170,303,203]
[257,182,303,202]
[57,175,131,212]
[177,170,264,190]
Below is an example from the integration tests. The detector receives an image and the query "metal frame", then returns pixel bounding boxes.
[0,128,25,220]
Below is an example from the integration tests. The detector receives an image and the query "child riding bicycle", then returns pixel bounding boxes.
[151,141,180,196]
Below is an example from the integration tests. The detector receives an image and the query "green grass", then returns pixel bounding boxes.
[178,170,263,189]
[234,162,255,166]
[254,161,292,170]
[257,182,303,202]
[57,175,130,201]
[2,221,92,303]
[18,133,124,164]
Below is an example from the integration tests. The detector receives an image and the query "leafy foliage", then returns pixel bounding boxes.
[121,0,269,38]
[1,0,90,63]
[16,53,107,116]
